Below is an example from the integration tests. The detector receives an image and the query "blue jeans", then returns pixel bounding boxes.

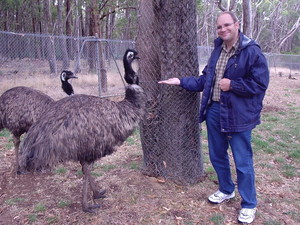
[206,102,257,208]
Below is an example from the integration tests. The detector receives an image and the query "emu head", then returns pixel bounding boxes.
[60,70,78,96]
[123,49,140,85]
[60,70,78,82]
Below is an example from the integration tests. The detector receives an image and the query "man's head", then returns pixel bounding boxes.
[216,11,240,46]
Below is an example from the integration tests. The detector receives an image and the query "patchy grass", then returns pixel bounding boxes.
[5,197,26,205]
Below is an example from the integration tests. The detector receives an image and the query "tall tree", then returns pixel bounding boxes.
[74,0,81,72]
[57,0,70,69]
[43,0,56,73]
[65,0,74,59]
[242,0,252,37]
[87,0,107,93]
[137,0,203,184]
[276,16,300,53]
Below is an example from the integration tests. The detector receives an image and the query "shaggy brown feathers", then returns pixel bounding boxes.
[19,84,146,212]
[0,71,76,173]
[0,86,55,172]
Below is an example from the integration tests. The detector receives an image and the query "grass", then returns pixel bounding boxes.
[5,197,25,205]
[252,108,300,180]
[125,129,141,146]
[129,162,139,170]
[57,200,72,208]
[210,213,224,224]
[263,220,282,225]
[100,164,116,171]
[28,214,38,223]
[55,167,68,174]
[0,129,10,137]
[47,216,59,224]
[34,202,46,213]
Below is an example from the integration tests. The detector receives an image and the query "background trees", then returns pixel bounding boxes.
[0,0,299,54]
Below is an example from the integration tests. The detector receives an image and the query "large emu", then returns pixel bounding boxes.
[0,70,76,172]
[19,50,146,213]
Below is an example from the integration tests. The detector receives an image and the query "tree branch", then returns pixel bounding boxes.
[278,16,300,51]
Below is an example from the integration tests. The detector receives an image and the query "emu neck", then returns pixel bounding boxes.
[124,61,134,74]
[62,81,74,96]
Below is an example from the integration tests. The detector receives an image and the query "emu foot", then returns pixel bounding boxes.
[83,204,101,213]
[93,189,107,199]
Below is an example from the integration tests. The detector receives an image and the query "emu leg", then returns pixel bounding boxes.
[12,135,21,174]
[88,163,106,199]
[81,162,101,213]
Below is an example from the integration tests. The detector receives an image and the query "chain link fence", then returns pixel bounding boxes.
[0,30,135,98]
[1,31,299,95]
[197,46,300,77]
[1,30,300,183]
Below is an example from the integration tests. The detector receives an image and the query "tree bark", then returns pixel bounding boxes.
[57,0,70,69]
[137,0,203,185]
[87,0,107,93]
[43,0,56,74]
[242,0,252,38]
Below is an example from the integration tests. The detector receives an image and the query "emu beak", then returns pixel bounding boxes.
[134,56,140,60]
[68,75,78,79]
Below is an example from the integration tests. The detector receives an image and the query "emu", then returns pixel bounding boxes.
[0,70,76,173]
[19,50,146,213]
[61,70,77,95]
[123,49,139,85]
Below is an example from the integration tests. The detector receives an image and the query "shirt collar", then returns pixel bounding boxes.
[222,37,239,53]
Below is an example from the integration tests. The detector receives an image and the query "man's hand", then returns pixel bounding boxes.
[158,78,180,86]
[219,78,231,91]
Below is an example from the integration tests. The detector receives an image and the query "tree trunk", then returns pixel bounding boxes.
[217,0,237,11]
[57,0,70,69]
[74,0,81,73]
[137,0,203,185]
[123,8,131,40]
[242,0,252,38]
[65,0,73,59]
[88,0,107,93]
[43,0,56,74]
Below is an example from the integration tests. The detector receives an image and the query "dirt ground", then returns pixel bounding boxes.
[0,65,299,224]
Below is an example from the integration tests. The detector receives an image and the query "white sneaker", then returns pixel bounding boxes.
[238,208,257,224]
[208,190,235,204]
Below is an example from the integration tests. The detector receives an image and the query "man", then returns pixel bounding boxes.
[158,11,269,224]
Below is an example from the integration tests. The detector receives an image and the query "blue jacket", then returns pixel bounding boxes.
[180,32,269,132]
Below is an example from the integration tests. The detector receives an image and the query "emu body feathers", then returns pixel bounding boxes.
[0,87,55,171]
[19,50,142,213]
[21,85,146,170]
[0,70,76,173]
[19,84,146,212]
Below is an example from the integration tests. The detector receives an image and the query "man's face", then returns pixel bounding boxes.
[216,14,239,43]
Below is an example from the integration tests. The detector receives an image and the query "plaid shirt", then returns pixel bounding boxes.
[212,39,239,101]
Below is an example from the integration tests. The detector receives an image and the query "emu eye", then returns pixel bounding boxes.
[61,72,66,81]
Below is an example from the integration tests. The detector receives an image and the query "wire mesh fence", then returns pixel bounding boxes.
[1,30,300,183]
[1,30,299,95]
[0,30,136,98]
